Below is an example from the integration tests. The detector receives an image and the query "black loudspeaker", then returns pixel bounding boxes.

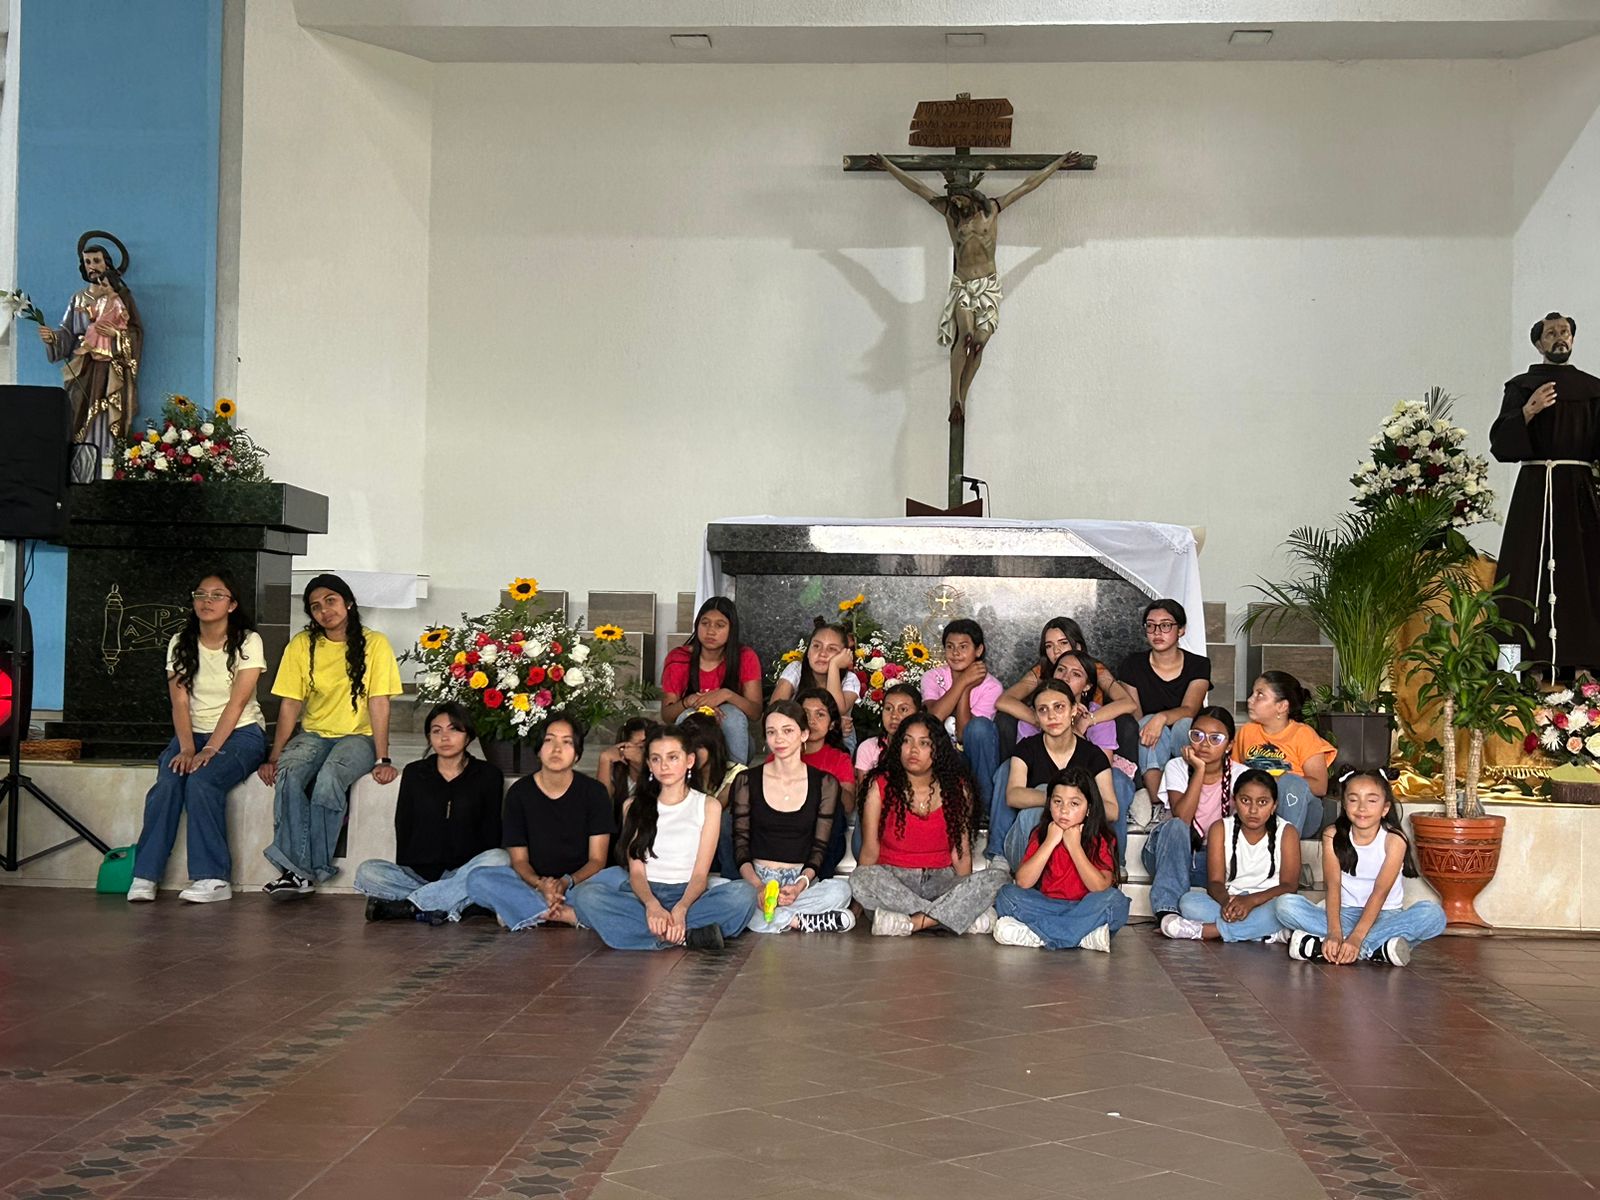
[0,600,31,751]
[0,386,72,540]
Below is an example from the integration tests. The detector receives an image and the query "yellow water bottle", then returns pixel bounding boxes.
[762,879,780,923]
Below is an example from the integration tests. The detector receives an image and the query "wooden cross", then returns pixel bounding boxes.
[846,94,1095,512]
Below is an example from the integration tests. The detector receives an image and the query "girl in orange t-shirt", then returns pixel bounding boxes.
[1233,671,1334,838]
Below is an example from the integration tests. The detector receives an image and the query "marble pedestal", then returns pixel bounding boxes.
[704,519,1204,683]
[48,482,329,758]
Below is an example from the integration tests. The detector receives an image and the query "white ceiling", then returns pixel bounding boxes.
[294,0,1600,63]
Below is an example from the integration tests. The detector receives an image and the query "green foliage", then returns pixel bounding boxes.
[1399,580,1535,746]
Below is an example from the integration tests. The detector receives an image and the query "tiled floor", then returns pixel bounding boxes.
[1,888,1599,1200]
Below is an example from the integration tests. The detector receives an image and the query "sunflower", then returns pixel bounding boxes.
[468,670,489,689]
[418,627,449,650]
[838,592,866,613]
[215,397,237,420]
[593,623,625,642]
[171,394,192,408]
[696,705,717,717]
[904,642,931,664]
[781,648,805,663]
[507,577,539,602]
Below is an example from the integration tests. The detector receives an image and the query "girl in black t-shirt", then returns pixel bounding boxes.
[1115,599,1212,809]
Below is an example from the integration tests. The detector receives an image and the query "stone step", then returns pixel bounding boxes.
[1245,602,1322,647]
[677,592,698,634]
[1203,601,1227,643]
[1247,643,1336,694]
[1207,642,1237,711]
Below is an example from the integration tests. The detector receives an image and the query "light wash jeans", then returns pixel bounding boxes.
[1001,777,1132,875]
[995,882,1130,950]
[567,865,758,950]
[745,864,854,933]
[1270,772,1324,839]
[264,731,375,883]
[354,848,511,921]
[963,717,1000,833]
[462,862,583,931]
[1178,890,1288,942]
[1137,714,1193,778]
[1141,817,1208,916]
[1273,894,1448,957]
[678,702,750,765]
[134,725,267,883]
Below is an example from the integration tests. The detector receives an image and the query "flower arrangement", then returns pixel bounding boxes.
[113,395,268,483]
[1524,677,1600,767]
[848,626,935,722]
[1350,388,1494,528]
[408,576,649,743]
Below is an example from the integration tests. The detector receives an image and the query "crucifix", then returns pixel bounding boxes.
[845,95,1095,511]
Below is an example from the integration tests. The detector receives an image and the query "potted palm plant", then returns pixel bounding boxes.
[1242,495,1473,771]
[1399,579,1536,926]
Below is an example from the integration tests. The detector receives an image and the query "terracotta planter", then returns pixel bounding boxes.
[1410,813,1505,928]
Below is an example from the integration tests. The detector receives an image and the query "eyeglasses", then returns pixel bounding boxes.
[1189,730,1229,747]
[191,590,232,602]
[1144,621,1178,634]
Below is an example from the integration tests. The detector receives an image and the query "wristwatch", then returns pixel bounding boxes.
[560,873,575,889]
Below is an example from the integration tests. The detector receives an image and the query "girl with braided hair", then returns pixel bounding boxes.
[1142,706,1246,921]
[850,712,1007,936]
[1162,770,1302,943]
[258,574,402,897]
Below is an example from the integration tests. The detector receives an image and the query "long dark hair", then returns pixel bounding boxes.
[1331,770,1418,879]
[1036,617,1086,674]
[1036,765,1121,886]
[1256,670,1308,722]
[1054,649,1107,706]
[301,573,367,712]
[607,716,652,809]
[682,596,749,695]
[1227,769,1279,885]
[1190,705,1237,831]
[795,686,848,753]
[171,570,255,692]
[794,622,852,693]
[620,725,704,863]
[868,712,977,854]
[679,709,734,799]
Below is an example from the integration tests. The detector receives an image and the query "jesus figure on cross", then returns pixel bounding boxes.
[872,151,1079,424]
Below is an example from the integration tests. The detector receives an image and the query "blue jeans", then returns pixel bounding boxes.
[1273,895,1448,957]
[355,849,512,920]
[567,865,758,950]
[1138,715,1193,777]
[1272,772,1324,839]
[1002,780,1131,874]
[678,702,750,765]
[462,862,575,931]
[1142,817,1208,916]
[264,731,375,882]
[964,718,999,827]
[1178,890,1288,942]
[133,725,267,883]
[745,864,854,933]
[995,882,1130,950]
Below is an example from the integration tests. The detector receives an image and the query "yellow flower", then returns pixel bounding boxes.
[781,648,804,664]
[147,430,159,443]
[469,670,489,689]
[215,397,237,420]
[127,444,141,458]
[419,628,449,650]
[507,577,539,602]
[171,394,191,408]
[510,693,531,712]
[870,670,885,688]
[453,650,468,665]
[904,642,930,664]
[838,593,866,612]
[593,623,625,642]
[855,646,868,659]
[696,705,717,717]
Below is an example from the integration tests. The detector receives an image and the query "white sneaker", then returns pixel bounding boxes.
[1373,936,1412,967]
[992,916,1045,948]
[966,907,997,936]
[1077,924,1112,953]
[871,910,914,937]
[126,878,157,903]
[1266,929,1291,945]
[1160,913,1204,940]
[179,879,233,903]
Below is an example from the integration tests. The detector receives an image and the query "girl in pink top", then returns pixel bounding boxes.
[849,713,1007,937]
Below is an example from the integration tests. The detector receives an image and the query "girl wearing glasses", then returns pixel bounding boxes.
[1142,705,1243,921]
[1116,599,1212,807]
[127,572,268,903]
[1160,769,1302,942]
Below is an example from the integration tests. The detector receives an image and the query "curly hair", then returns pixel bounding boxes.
[866,712,978,856]
[301,574,367,712]
[170,570,255,693]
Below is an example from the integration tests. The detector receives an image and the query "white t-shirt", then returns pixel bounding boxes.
[647,789,711,884]
[780,660,861,699]
[165,631,267,733]
[1160,759,1248,836]
[1219,815,1289,895]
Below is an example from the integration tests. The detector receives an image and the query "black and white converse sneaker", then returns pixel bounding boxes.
[1288,932,1325,962]
[1370,936,1412,967]
[791,910,856,933]
[263,870,315,899]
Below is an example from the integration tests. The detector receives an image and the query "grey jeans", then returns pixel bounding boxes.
[850,864,1007,934]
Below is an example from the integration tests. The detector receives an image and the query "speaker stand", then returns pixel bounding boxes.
[1,539,109,870]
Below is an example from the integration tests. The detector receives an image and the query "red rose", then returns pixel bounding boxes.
[526,666,547,685]
[190,474,203,483]
[1555,713,1569,730]
[1425,464,1444,478]
[883,663,904,679]
[465,650,480,665]
[550,641,563,654]
[450,663,468,679]
[1524,733,1540,753]
[1589,707,1600,723]
[113,470,125,480]
[1395,446,1412,460]
[475,633,492,648]
[484,688,504,709]
[510,630,525,642]
[871,688,884,702]
[163,444,177,457]
[549,665,565,683]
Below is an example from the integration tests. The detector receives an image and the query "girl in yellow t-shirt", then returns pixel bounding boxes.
[1233,671,1335,839]
[257,574,402,897]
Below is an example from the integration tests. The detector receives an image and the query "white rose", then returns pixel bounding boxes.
[180,429,193,442]
[421,671,441,689]
[523,639,546,658]
[480,645,498,664]
[565,667,587,687]
[1407,463,1422,477]
[153,456,170,471]
[869,657,886,670]
[161,428,178,444]
[498,670,519,691]
[569,643,591,663]
[1587,732,1600,757]
[1383,423,1404,440]
[189,445,206,460]
[200,422,215,437]
[1569,708,1590,732]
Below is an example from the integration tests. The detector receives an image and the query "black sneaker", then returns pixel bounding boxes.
[364,897,416,922]
[458,904,496,921]
[1288,932,1325,962]
[263,870,314,899]
[1370,936,1412,967]
[685,924,725,952]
